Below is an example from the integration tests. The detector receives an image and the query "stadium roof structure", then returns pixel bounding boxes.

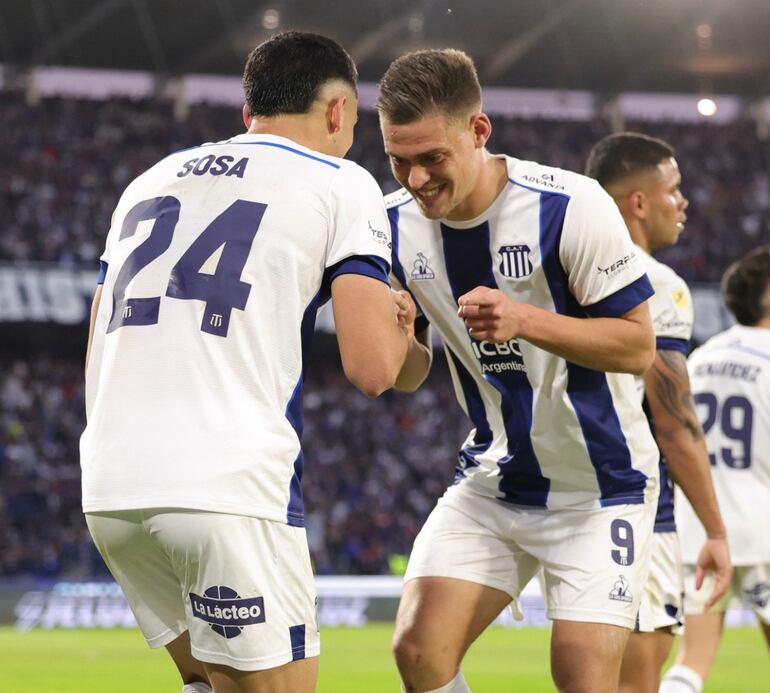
[2,0,769,96]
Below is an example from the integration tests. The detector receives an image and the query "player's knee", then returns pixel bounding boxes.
[392,628,455,680]
[392,629,424,672]
[552,652,615,693]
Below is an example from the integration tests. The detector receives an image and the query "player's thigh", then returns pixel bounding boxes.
[204,656,318,693]
[676,612,724,678]
[146,510,319,674]
[551,620,630,693]
[395,576,512,663]
[85,510,187,648]
[619,630,673,693]
[397,486,537,658]
[528,502,656,630]
[165,631,209,685]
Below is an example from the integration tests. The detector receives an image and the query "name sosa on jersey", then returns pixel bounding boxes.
[176,154,249,179]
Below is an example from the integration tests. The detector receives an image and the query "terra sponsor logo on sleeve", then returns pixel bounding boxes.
[597,251,636,279]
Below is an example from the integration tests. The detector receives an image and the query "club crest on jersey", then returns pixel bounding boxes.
[190,585,266,639]
[608,575,633,603]
[411,252,435,280]
[499,245,533,279]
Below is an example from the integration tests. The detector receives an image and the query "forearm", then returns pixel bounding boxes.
[394,331,432,392]
[658,433,726,538]
[516,302,655,374]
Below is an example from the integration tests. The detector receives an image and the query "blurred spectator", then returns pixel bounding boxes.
[2,91,768,281]
[2,91,769,577]
[0,352,466,577]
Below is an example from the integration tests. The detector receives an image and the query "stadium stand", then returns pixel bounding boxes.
[1,92,768,577]
[1,92,768,281]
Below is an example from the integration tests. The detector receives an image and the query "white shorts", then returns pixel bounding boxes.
[636,531,684,633]
[86,509,319,671]
[683,563,770,625]
[404,483,656,629]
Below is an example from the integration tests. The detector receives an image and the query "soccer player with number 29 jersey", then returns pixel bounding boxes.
[80,32,411,693]
[378,49,660,693]
[661,247,770,693]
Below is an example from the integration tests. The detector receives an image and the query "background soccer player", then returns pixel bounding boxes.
[660,246,770,693]
[379,49,660,693]
[81,32,412,693]
[585,133,732,693]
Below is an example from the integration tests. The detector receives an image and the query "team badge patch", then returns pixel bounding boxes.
[499,245,533,278]
[672,289,688,308]
[190,585,266,639]
[411,252,435,280]
[608,575,633,603]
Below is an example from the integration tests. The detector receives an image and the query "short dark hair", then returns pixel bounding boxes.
[242,31,357,117]
[721,246,770,326]
[585,132,675,187]
[377,49,482,124]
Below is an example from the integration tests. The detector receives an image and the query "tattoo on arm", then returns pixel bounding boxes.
[650,350,704,441]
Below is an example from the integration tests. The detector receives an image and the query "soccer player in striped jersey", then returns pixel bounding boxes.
[586,133,732,693]
[378,49,660,693]
[661,247,770,693]
[81,32,412,693]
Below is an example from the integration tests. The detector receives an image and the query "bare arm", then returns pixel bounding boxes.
[645,348,732,607]
[331,274,409,397]
[85,284,103,370]
[458,287,655,375]
[394,325,433,392]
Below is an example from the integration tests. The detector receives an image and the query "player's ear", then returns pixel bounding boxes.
[628,190,648,219]
[470,113,492,149]
[326,95,346,135]
[242,104,252,130]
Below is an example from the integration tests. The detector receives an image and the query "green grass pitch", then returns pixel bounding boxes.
[1,625,766,692]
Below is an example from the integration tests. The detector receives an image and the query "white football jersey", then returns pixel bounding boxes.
[81,134,391,526]
[677,324,770,564]
[637,250,694,532]
[387,156,659,510]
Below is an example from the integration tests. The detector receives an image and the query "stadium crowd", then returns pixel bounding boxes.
[0,351,466,578]
[2,90,769,578]
[2,90,769,282]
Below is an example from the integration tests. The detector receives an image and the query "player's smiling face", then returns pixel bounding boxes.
[644,157,689,250]
[381,112,484,220]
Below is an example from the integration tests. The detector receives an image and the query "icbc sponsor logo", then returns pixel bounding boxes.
[470,338,527,374]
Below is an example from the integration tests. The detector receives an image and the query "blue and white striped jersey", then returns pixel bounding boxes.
[678,324,770,564]
[81,134,391,526]
[387,156,659,510]
[636,250,694,532]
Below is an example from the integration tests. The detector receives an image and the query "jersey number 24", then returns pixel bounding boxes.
[106,196,265,338]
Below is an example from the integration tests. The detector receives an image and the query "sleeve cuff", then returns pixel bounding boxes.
[326,254,391,286]
[97,260,108,284]
[656,337,690,355]
[584,274,654,318]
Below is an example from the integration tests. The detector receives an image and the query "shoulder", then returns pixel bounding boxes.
[690,328,732,360]
[507,157,602,201]
[644,253,689,290]
[323,159,386,207]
